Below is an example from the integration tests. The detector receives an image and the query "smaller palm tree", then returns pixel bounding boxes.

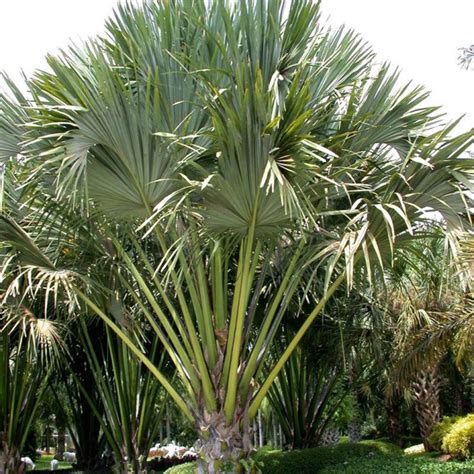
[77,320,167,473]
[0,303,59,473]
[383,233,471,449]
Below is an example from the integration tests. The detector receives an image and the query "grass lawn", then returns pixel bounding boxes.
[28,442,474,473]
[32,454,73,471]
[165,440,474,473]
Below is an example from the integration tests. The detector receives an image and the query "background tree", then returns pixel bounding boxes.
[382,233,471,450]
[458,45,474,69]
[78,320,167,473]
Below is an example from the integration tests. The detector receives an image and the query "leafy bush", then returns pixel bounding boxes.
[331,393,361,430]
[429,417,461,451]
[441,414,474,460]
[163,462,196,474]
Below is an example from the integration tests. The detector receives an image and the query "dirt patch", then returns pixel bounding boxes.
[435,454,453,462]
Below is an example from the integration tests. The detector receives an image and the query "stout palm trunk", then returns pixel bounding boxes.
[413,366,442,451]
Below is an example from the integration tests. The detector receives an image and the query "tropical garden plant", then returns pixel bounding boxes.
[267,343,344,449]
[266,291,382,449]
[0,303,57,473]
[0,0,473,471]
[77,320,167,473]
[58,334,108,471]
[384,233,473,449]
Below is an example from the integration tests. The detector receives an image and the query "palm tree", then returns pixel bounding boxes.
[58,332,108,471]
[266,332,345,449]
[77,320,167,473]
[266,288,384,449]
[382,233,471,450]
[1,0,473,470]
[0,302,59,473]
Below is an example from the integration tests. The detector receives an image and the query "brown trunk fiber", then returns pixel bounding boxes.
[386,397,403,447]
[451,383,464,416]
[412,366,441,451]
[0,438,25,474]
[56,428,66,461]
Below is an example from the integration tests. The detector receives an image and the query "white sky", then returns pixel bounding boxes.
[0,0,473,132]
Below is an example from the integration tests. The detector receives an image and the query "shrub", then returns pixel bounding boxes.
[163,462,196,474]
[429,417,461,451]
[441,414,474,460]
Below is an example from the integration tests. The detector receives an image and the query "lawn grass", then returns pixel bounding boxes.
[28,442,474,473]
[32,454,72,471]
[164,440,474,473]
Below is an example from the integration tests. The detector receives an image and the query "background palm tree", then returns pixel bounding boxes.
[0,301,59,474]
[267,331,345,450]
[77,320,167,473]
[378,232,472,450]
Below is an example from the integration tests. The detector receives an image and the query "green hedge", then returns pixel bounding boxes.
[254,440,401,473]
[256,441,474,473]
[164,440,474,473]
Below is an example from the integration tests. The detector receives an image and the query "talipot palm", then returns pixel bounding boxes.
[0,0,473,471]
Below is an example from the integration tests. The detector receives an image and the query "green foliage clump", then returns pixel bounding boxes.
[429,417,461,451]
[441,414,474,460]
[358,439,403,455]
[331,393,361,430]
[164,463,196,474]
